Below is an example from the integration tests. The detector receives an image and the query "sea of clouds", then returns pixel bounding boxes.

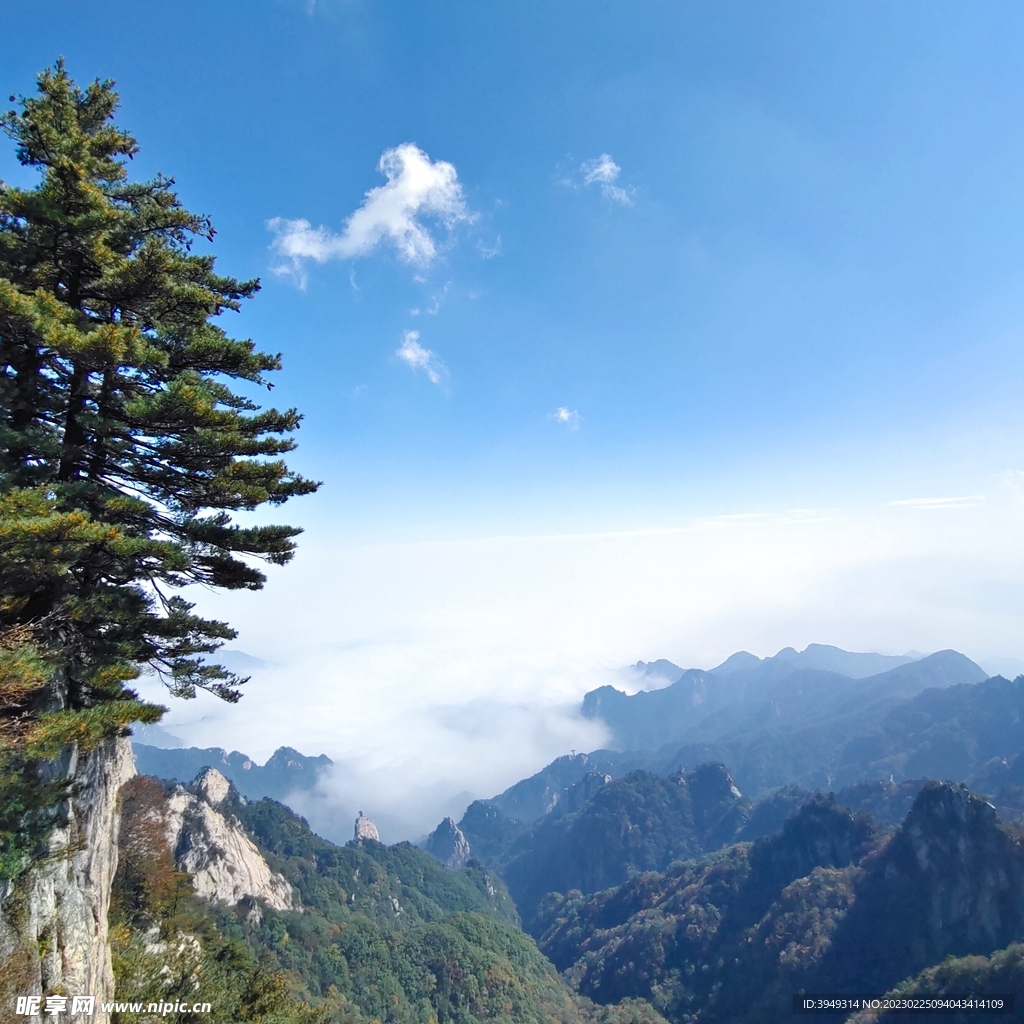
[136,476,1024,842]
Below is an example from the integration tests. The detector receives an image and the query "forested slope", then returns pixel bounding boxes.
[532,784,1024,1024]
[112,769,668,1024]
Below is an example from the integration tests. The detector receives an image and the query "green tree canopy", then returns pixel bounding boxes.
[0,61,317,874]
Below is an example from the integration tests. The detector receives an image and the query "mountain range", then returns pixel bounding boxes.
[132,645,1005,836]
[534,781,1024,1023]
[584,648,986,761]
[110,763,668,1024]
[131,743,332,803]
[111,642,1024,1022]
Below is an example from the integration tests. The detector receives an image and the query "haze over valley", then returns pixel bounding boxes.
[136,641,1012,843]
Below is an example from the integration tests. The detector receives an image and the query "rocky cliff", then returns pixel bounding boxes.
[120,767,295,915]
[819,781,1024,993]
[0,737,135,1024]
[164,769,294,912]
[424,816,472,870]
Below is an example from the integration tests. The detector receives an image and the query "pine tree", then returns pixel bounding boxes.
[0,61,318,874]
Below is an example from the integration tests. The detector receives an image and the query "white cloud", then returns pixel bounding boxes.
[581,153,633,205]
[550,406,580,430]
[396,330,448,386]
[888,496,985,509]
[269,144,472,283]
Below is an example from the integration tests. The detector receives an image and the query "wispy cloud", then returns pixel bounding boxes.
[478,236,502,259]
[550,407,580,430]
[581,153,633,206]
[396,330,449,387]
[269,144,472,285]
[888,496,985,510]
[410,281,452,317]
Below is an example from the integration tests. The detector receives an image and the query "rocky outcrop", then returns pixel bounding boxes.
[457,800,529,865]
[0,737,136,1024]
[161,769,293,911]
[424,817,472,870]
[678,762,752,849]
[559,772,612,816]
[821,782,1024,993]
[193,765,231,807]
[354,811,380,843]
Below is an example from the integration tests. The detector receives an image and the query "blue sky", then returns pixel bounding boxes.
[6,1,1024,532]
[6,1,1024,836]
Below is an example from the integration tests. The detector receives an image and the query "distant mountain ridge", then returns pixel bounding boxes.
[423,646,1002,877]
[456,650,990,839]
[132,742,332,803]
[582,648,988,785]
[633,644,917,693]
[712,642,917,678]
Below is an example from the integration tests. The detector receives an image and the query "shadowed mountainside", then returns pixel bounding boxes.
[583,650,986,762]
[498,764,752,927]
[535,783,1024,1024]
[132,743,332,803]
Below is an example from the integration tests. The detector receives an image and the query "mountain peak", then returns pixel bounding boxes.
[821,781,1024,992]
[424,816,472,870]
[710,650,762,675]
[900,781,999,859]
[192,767,232,807]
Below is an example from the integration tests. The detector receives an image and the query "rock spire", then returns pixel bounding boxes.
[354,811,380,842]
[425,816,472,870]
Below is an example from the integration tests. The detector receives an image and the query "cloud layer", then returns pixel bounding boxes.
[142,474,1024,841]
[269,144,472,282]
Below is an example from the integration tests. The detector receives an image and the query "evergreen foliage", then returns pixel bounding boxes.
[0,62,315,876]
[497,766,753,929]
[235,795,520,930]
[847,943,1024,1024]
[531,783,1024,1024]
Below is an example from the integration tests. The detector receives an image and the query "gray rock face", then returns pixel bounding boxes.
[193,765,231,806]
[560,771,612,816]
[0,737,136,1024]
[354,811,380,843]
[162,770,293,911]
[424,817,472,870]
